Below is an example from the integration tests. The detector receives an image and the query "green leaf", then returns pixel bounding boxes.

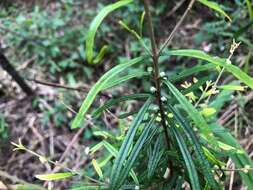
[102,141,139,184]
[169,63,215,82]
[86,0,133,64]
[211,124,253,187]
[218,85,246,91]
[101,71,149,90]
[167,49,253,90]
[163,80,217,146]
[71,56,145,129]
[110,98,152,189]
[171,124,200,190]
[147,136,164,178]
[198,0,231,22]
[246,0,253,20]
[200,107,216,117]
[35,172,75,181]
[92,93,150,118]
[93,130,116,139]
[103,141,118,157]
[116,117,155,189]
[90,141,104,154]
[92,159,104,179]
[166,105,220,189]
[139,11,145,37]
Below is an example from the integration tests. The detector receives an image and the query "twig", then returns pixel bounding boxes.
[29,78,111,98]
[158,0,196,56]
[0,170,27,184]
[0,170,46,190]
[28,78,88,92]
[166,0,187,18]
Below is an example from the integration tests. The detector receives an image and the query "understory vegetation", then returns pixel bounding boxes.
[0,0,253,189]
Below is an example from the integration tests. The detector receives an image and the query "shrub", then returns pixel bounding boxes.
[12,0,253,189]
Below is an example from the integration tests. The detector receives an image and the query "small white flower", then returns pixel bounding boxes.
[226,58,232,64]
[243,165,251,173]
[85,147,90,155]
[147,67,153,72]
[150,86,157,93]
[161,96,167,102]
[153,105,159,111]
[160,72,166,77]
[135,185,140,190]
[163,167,170,179]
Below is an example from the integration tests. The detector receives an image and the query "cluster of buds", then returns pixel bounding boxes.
[160,71,167,80]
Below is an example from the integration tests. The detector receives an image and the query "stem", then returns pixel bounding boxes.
[205,67,225,104]
[0,51,34,96]
[143,0,170,148]
[158,0,196,56]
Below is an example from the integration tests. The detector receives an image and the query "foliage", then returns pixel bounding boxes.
[7,0,253,189]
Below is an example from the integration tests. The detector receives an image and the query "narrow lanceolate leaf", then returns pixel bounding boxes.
[92,93,150,118]
[198,0,231,22]
[86,0,133,64]
[71,56,145,129]
[70,185,108,190]
[211,124,253,187]
[218,85,246,91]
[167,49,253,90]
[148,136,164,178]
[169,63,215,82]
[167,105,220,189]
[163,80,217,146]
[110,98,152,189]
[35,172,75,181]
[115,118,155,189]
[101,71,149,90]
[102,141,139,184]
[92,159,104,179]
[170,125,200,190]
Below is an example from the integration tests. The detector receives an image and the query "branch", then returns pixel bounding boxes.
[158,0,196,56]
[0,51,34,96]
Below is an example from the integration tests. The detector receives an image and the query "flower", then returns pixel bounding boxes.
[150,86,157,93]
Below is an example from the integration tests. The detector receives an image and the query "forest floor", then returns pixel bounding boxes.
[0,1,253,189]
